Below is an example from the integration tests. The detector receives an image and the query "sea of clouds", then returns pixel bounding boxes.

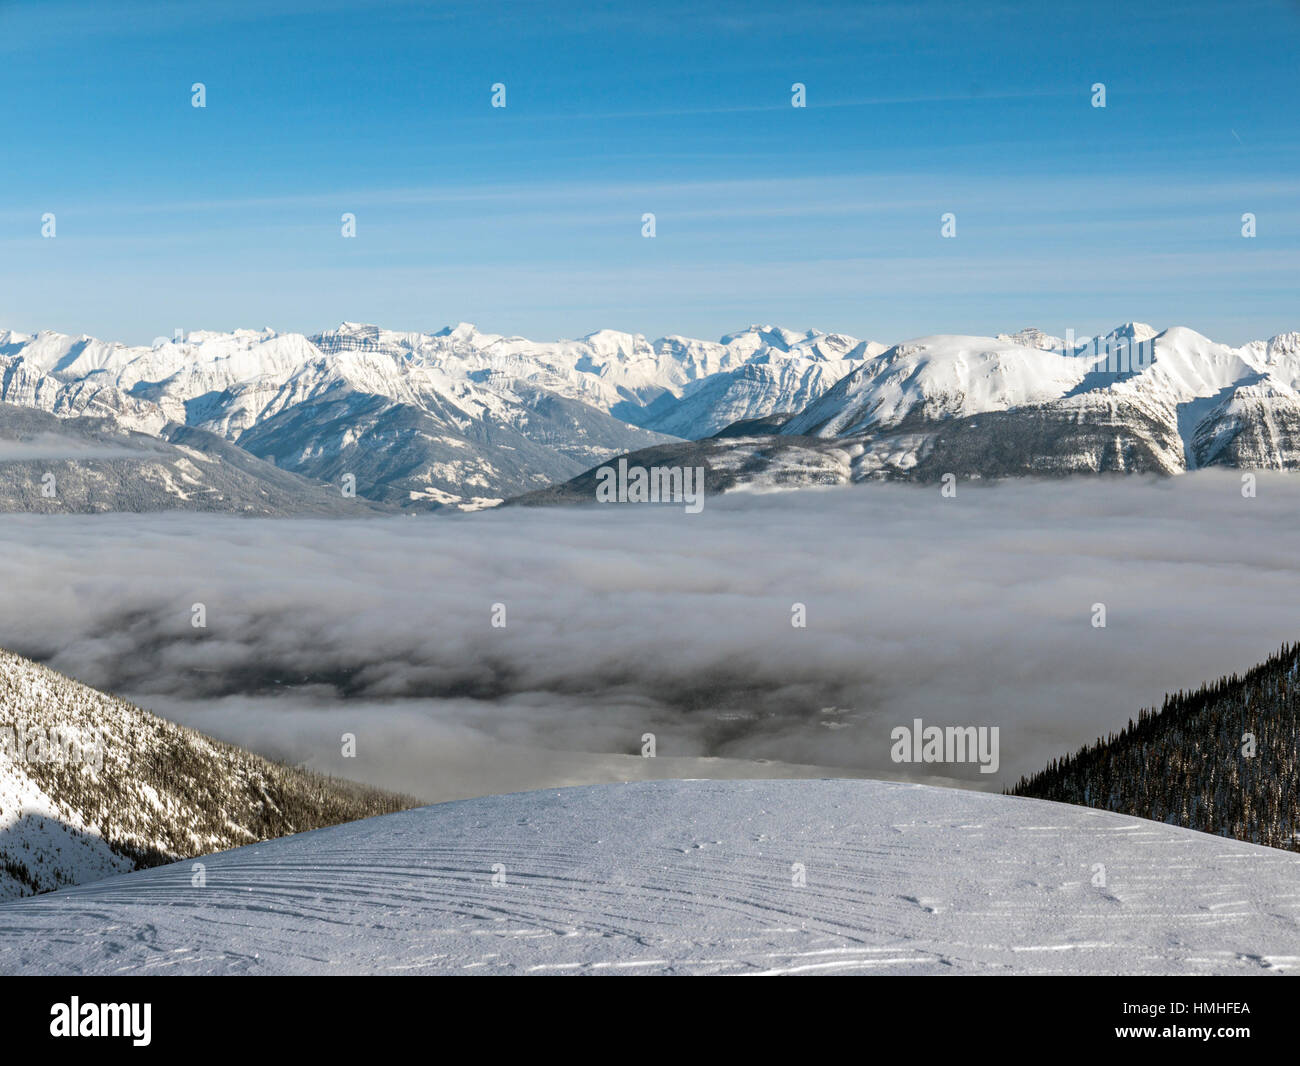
[0,469,1295,801]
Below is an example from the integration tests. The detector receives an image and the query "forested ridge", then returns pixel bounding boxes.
[1011,642,1300,851]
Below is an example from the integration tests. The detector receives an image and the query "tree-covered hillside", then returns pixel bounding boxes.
[1011,643,1300,851]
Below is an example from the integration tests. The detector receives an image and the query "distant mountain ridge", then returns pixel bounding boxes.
[522,323,1300,503]
[3,319,1298,512]
[0,403,387,514]
[0,320,884,510]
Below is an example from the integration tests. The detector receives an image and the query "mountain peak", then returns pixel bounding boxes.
[997,327,1065,352]
[719,325,813,349]
[433,322,479,340]
[1103,322,1158,343]
[1266,331,1300,358]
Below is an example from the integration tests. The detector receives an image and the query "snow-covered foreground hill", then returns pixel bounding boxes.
[2,779,1298,975]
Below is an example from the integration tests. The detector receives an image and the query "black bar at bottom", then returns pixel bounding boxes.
[0,974,1285,1053]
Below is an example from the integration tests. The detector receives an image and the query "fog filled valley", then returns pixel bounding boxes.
[1,470,1295,803]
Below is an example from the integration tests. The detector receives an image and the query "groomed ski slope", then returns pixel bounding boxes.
[1,779,1298,975]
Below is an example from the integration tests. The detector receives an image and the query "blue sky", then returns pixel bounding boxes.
[1,0,1297,346]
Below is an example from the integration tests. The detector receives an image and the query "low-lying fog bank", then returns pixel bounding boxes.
[0,470,1292,800]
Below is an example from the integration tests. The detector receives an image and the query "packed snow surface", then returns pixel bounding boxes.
[1,779,1298,975]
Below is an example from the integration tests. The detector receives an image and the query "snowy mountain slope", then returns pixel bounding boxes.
[508,432,856,507]
[638,350,873,439]
[782,334,1097,437]
[1014,640,1300,853]
[3,321,885,509]
[0,648,414,900]
[996,327,1066,351]
[1188,380,1300,469]
[785,325,1284,454]
[6,318,1300,510]
[831,390,1189,482]
[526,323,1300,504]
[231,388,583,508]
[0,403,388,514]
[2,778,1298,975]
[108,329,676,507]
[1,342,167,435]
[512,400,1184,504]
[318,321,674,413]
[935,326,1297,476]
[1,322,885,434]
[311,321,882,441]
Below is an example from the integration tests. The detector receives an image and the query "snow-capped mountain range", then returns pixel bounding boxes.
[3,319,1299,511]
[0,321,878,510]
[523,322,1300,504]
[781,323,1300,478]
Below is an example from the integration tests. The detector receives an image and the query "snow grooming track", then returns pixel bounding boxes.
[1,779,1299,975]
